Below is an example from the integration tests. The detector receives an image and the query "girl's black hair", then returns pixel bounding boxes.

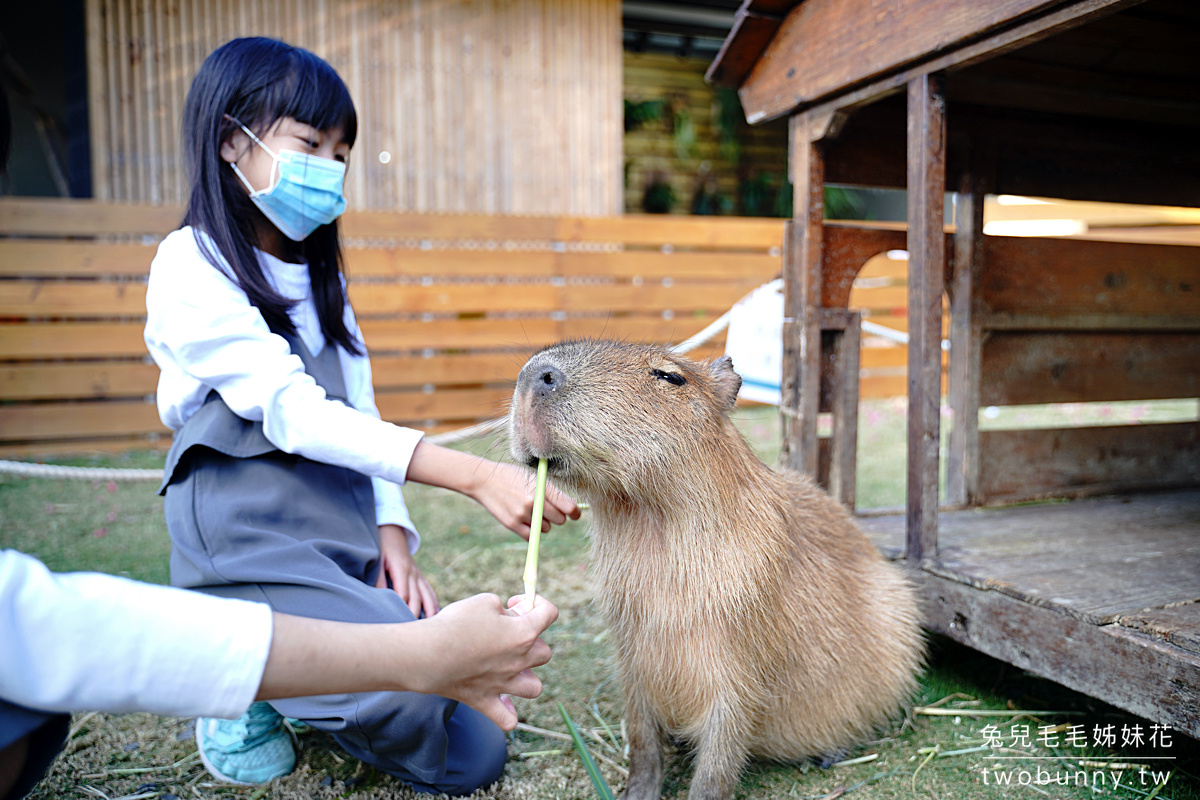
[181,37,362,355]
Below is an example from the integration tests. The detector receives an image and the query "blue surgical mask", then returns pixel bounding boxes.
[228,121,347,241]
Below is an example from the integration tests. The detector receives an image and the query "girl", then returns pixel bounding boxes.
[144,37,578,795]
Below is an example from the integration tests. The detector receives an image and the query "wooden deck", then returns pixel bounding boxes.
[858,490,1200,736]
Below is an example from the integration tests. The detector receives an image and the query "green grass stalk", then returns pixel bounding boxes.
[558,703,616,800]
[523,456,549,605]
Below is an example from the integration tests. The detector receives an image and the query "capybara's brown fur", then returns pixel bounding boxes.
[509,339,924,800]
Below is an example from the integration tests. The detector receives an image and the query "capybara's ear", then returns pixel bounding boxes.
[708,356,742,411]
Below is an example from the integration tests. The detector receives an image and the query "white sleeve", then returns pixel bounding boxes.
[0,550,273,720]
[337,311,421,552]
[144,232,424,487]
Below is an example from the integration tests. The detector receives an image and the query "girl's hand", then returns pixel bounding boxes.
[375,524,439,617]
[403,441,580,540]
[471,461,580,540]
[417,593,558,730]
[258,593,558,731]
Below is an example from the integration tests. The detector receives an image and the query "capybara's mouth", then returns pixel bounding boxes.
[525,455,565,474]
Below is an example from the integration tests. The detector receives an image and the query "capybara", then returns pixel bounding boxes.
[508,339,924,800]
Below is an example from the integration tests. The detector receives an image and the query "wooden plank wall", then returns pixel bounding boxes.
[975,235,1200,503]
[85,0,623,215]
[0,199,941,457]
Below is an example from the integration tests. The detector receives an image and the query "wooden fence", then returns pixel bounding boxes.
[0,198,923,457]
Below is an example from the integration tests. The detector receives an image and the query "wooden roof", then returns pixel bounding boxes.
[707,0,1200,129]
[706,0,1200,207]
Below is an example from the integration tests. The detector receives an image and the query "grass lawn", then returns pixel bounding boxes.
[2,399,1197,799]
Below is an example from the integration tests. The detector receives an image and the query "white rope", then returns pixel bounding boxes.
[0,460,165,482]
[862,319,910,345]
[861,319,950,351]
[423,416,507,446]
[669,310,733,355]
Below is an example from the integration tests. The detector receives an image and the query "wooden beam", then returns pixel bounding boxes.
[737,0,1143,124]
[916,568,1200,737]
[905,73,947,563]
[0,198,181,237]
[981,236,1200,319]
[825,308,860,509]
[704,3,787,89]
[980,332,1200,406]
[946,170,984,507]
[781,112,826,477]
[977,422,1200,504]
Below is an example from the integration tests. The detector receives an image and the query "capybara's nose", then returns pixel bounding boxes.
[532,364,566,400]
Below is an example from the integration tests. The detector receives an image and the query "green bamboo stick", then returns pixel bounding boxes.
[523,457,549,605]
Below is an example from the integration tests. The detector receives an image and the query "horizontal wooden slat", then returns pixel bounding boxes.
[561,251,780,279]
[982,332,1200,406]
[860,374,911,399]
[980,313,1200,331]
[349,283,559,315]
[0,198,182,237]
[0,362,160,401]
[0,400,168,440]
[0,323,148,359]
[559,281,762,313]
[849,284,909,309]
[0,436,169,459]
[0,241,157,276]
[360,317,559,352]
[1,198,784,249]
[0,281,148,317]
[347,248,783,280]
[561,314,728,346]
[856,257,911,279]
[346,248,560,278]
[346,211,785,249]
[375,387,514,423]
[982,236,1200,318]
[342,211,561,241]
[860,347,908,369]
[978,422,1200,504]
[555,214,784,249]
[371,353,526,388]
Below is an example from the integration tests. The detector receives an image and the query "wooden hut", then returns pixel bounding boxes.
[708,0,1200,736]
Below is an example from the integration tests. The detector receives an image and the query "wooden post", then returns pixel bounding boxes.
[946,168,985,508]
[781,113,826,478]
[85,0,108,201]
[829,309,861,510]
[905,73,947,562]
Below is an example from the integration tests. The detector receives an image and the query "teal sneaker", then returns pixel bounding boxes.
[196,701,296,785]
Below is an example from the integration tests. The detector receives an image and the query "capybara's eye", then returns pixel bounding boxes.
[650,369,687,387]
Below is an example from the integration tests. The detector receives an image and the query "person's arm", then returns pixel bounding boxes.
[259,593,555,730]
[0,550,271,719]
[144,231,423,487]
[147,232,579,539]
[404,440,580,539]
[1,551,556,730]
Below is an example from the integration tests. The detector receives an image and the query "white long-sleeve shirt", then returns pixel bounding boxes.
[144,227,421,547]
[0,550,272,719]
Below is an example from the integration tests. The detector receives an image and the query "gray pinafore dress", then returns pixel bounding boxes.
[158,334,505,794]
